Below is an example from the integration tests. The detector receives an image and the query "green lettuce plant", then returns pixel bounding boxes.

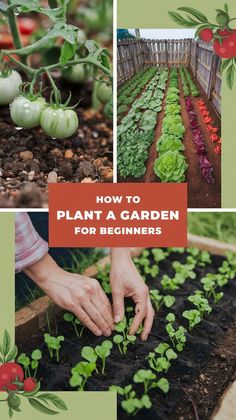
[154,150,188,183]
[157,135,185,155]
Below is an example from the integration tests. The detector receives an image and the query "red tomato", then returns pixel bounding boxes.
[199,28,214,43]
[23,377,37,392]
[18,18,37,35]
[0,363,24,391]
[214,29,236,58]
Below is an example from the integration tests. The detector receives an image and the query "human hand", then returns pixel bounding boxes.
[110,249,155,341]
[25,254,114,337]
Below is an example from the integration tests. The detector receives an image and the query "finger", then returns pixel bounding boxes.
[141,299,155,341]
[82,300,112,337]
[72,306,103,336]
[94,291,115,330]
[129,299,147,336]
[112,291,125,323]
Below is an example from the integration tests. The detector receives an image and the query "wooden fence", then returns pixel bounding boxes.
[117,38,221,115]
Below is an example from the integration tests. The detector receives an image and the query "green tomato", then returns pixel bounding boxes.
[0,70,22,105]
[77,29,87,47]
[10,96,46,128]
[97,83,112,105]
[63,64,87,83]
[40,108,79,139]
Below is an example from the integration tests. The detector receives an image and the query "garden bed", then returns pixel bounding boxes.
[15,236,236,420]
[0,79,113,208]
[117,67,221,208]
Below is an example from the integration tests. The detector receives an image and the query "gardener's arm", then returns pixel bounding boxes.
[15,214,114,337]
[110,248,155,341]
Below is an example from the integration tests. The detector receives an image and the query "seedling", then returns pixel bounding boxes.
[95,340,113,375]
[17,349,42,378]
[186,247,211,267]
[133,369,169,394]
[182,309,201,331]
[44,334,64,362]
[63,312,85,338]
[70,361,96,391]
[113,317,137,355]
[201,273,226,304]
[150,289,175,311]
[219,252,236,280]
[148,342,177,373]
[165,313,187,352]
[109,385,152,415]
[188,291,212,318]
[96,263,111,293]
[151,248,168,263]
[172,261,196,280]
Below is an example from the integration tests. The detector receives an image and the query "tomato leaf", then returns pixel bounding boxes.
[59,40,77,66]
[224,3,229,13]
[2,330,11,356]
[168,12,198,28]
[36,394,68,411]
[177,7,208,23]
[226,64,235,90]
[5,345,18,363]
[28,398,58,415]
[221,58,232,72]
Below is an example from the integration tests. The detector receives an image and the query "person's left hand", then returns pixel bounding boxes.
[110,251,155,341]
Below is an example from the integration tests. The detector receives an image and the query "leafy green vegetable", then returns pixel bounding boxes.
[154,150,188,182]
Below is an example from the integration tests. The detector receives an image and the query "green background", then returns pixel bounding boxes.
[0,213,116,420]
[117,0,236,208]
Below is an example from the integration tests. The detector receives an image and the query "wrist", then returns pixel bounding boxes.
[110,248,132,262]
[24,253,60,288]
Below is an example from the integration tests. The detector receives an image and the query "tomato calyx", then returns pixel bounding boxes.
[19,82,45,102]
[0,61,12,78]
[49,90,81,111]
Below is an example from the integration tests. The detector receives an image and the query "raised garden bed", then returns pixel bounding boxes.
[117,67,221,208]
[15,236,236,420]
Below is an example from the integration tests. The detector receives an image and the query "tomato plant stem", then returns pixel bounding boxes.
[7,1,22,50]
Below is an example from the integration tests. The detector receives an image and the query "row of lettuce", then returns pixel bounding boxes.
[117,65,218,183]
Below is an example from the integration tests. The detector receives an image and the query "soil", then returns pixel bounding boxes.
[0,79,113,208]
[15,250,236,420]
[118,68,221,209]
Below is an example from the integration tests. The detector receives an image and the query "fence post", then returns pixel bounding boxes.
[207,53,217,100]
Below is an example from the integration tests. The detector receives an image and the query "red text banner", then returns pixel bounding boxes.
[49,183,187,247]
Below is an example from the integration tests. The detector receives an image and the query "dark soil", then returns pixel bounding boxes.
[15,250,236,420]
[118,69,221,209]
[0,79,113,208]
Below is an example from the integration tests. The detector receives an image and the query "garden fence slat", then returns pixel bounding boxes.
[117,38,221,116]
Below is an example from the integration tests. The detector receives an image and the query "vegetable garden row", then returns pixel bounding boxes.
[15,246,236,420]
[117,66,221,208]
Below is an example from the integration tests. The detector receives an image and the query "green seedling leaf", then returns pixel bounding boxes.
[113,335,123,344]
[31,349,42,361]
[81,346,98,363]
[70,373,83,388]
[63,313,74,322]
[166,313,175,323]
[18,353,30,367]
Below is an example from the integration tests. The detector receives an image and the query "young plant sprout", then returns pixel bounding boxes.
[188,291,212,318]
[219,251,236,280]
[172,261,196,280]
[95,340,113,374]
[148,342,177,373]
[182,309,201,331]
[44,334,64,362]
[63,312,85,338]
[109,384,152,415]
[201,273,226,304]
[149,289,175,312]
[133,369,169,394]
[81,346,98,373]
[70,361,96,391]
[186,247,211,267]
[151,248,168,263]
[113,317,137,355]
[165,313,187,352]
[17,349,42,378]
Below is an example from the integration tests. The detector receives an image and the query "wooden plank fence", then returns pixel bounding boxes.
[117,38,221,116]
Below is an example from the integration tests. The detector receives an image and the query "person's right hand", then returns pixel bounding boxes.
[25,255,114,337]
